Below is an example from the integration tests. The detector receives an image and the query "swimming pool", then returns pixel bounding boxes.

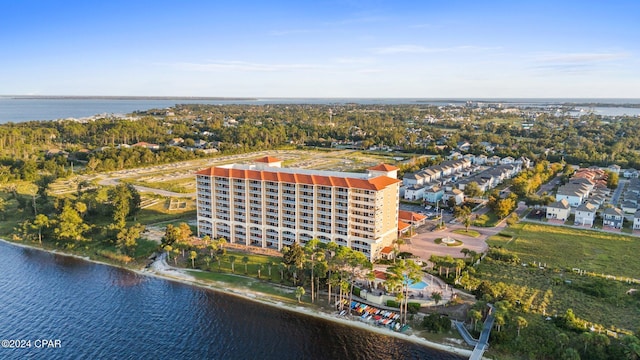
[408,280,429,290]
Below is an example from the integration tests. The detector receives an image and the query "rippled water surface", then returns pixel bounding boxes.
[0,242,464,360]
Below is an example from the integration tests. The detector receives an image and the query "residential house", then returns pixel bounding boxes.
[443,189,465,206]
[603,207,624,229]
[623,169,639,178]
[404,185,426,201]
[574,202,597,227]
[634,210,640,230]
[500,156,515,165]
[546,199,570,221]
[424,186,444,204]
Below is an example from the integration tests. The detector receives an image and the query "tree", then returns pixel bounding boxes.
[304,239,324,303]
[561,348,581,360]
[164,245,173,263]
[464,181,483,198]
[256,263,263,279]
[494,314,506,332]
[229,255,237,273]
[0,197,6,220]
[109,184,132,229]
[162,224,181,246]
[267,260,274,278]
[54,201,90,243]
[116,223,145,256]
[126,184,141,221]
[464,214,472,232]
[189,251,197,268]
[282,243,305,285]
[515,316,528,336]
[469,309,482,331]
[432,291,442,306]
[242,255,249,274]
[32,214,50,244]
[295,286,305,303]
[203,255,212,269]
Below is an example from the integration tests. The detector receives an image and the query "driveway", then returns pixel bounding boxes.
[400,224,497,261]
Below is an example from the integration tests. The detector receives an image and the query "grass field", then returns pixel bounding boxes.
[488,222,640,279]
[480,222,640,332]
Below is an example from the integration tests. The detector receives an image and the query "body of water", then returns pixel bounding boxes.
[0,241,464,360]
[1,97,640,123]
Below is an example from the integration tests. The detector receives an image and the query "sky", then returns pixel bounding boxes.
[1,0,639,98]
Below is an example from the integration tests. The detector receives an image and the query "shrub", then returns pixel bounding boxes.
[386,300,400,308]
[421,314,451,333]
[407,302,421,314]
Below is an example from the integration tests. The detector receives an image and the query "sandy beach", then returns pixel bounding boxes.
[1,238,474,358]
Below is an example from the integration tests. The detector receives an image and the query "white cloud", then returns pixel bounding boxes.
[171,61,326,72]
[529,52,630,74]
[372,44,500,54]
[535,52,629,63]
[331,57,375,64]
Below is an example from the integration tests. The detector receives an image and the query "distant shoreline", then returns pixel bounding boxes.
[0,237,473,358]
[6,95,258,101]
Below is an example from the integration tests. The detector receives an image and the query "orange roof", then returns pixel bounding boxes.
[398,220,411,231]
[255,156,281,163]
[367,163,399,172]
[373,269,388,280]
[195,166,401,191]
[398,210,426,223]
[380,246,394,254]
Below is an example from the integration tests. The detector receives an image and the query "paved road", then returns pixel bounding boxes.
[610,179,627,206]
[537,174,562,196]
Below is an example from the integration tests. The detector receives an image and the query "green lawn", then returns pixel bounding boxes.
[452,229,481,238]
[474,212,501,227]
[487,223,640,279]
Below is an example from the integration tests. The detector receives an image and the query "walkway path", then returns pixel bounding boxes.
[453,320,478,347]
[469,304,495,360]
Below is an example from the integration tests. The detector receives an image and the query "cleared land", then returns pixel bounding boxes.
[481,222,640,332]
[489,222,640,279]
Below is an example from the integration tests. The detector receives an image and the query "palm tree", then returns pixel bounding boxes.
[516,316,528,336]
[469,309,482,331]
[267,260,274,278]
[304,239,323,303]
[242,256,249,274]
[278,262,286,282]
[256,263,263,279]
[203,255,212,269]
[229,255,237,273]
[494,314,506,332]
[295,286,305,303]
[432,291,442,306]
[189,250,197,268]
[164,245,173,262]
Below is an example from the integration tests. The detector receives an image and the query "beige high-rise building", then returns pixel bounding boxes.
[195,156,400,260]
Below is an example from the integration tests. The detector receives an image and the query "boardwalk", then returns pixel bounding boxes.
[469,304,495,360]
[453,304,495,360]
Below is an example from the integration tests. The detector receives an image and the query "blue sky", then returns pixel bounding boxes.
[1,0,638,98]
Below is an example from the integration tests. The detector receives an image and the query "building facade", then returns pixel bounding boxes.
[196,157,401,260]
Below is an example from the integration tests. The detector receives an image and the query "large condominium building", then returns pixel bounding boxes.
[196,156,401,260]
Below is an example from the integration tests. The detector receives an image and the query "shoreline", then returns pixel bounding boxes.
[0,238,473,358]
